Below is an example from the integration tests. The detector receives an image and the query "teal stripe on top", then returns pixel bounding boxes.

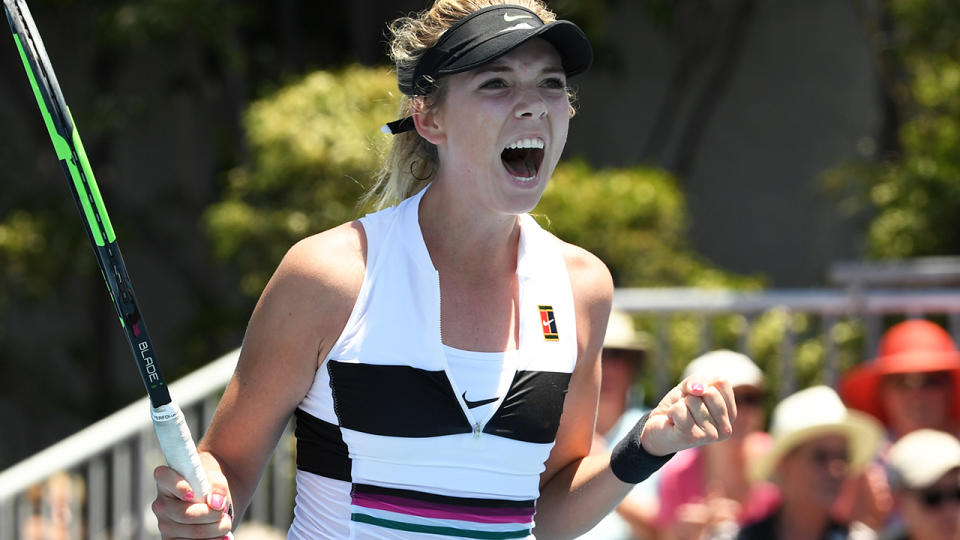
[351,513,530,539]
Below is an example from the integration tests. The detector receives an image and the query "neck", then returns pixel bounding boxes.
[776,498,831,540]
[418,181,522,273]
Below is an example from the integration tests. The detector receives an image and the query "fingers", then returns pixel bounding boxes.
[668,377,735,442]
[154,465,197,503]
[643,376,738,455]
[683,395,719,438]
[683,376,737,420]
[153,463,233,539]
[199,452,232,516]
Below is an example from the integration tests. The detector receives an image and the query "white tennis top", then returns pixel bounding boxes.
[288,187,579,539]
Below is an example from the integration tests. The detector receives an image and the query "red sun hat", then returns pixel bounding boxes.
[839,319,960,426]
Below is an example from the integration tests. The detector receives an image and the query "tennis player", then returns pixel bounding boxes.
[152,2,736,538]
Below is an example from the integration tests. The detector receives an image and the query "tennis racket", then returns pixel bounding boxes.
[3,0,212,506]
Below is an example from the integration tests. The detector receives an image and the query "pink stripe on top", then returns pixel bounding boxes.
[351,493,536,524]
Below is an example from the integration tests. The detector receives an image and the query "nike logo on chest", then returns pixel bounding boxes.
[462,391,499,409]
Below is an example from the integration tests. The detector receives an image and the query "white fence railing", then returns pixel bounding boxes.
[2,286,960,539]
[615,287,960,400]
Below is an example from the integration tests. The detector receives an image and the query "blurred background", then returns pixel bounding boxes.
[0,0,958,529]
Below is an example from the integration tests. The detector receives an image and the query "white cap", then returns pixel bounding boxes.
[682,349,765,389]
[887,429,960,489]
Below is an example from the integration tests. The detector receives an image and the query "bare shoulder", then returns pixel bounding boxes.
[276,220,367,295]
[247,220,367,366]
[557,240,614,308]
[551,235,614,355]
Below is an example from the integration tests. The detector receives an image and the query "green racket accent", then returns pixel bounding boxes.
[70,111,116,244]
[12,33,115,246]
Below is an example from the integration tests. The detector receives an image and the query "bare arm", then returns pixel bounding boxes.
[534,242,632,538]
[152,221,366,539]
[534,242,737,539]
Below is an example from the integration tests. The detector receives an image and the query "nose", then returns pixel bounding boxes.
[826,457,848,478]
[515,87,548,120]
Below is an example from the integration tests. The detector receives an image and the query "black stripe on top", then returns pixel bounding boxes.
[352,483,535,509]
[483,370,572,444]
[328,361,471,437]
[327,361,571,443]
[295,408,351,481]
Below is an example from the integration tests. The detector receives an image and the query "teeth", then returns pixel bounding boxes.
[505,138,545,150]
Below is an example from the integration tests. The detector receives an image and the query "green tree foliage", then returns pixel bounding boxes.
[204,66,397,297]
[536,161,758,288]
[204,64,753,300]
[828,0,960,258]
[638,309,867,406]
[0,210,85,304]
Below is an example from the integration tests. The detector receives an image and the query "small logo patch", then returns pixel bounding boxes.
[504,13,534,22]
[538,305,559,341]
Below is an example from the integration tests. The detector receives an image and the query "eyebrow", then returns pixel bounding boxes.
[472,64,565,76]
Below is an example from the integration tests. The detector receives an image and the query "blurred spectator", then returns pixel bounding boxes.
[835,319,960,530]
[881,429,960,540]
[840,319,960,440]
[656,350,780,540]
[738,385,883,540]
[234,521,288,540]
[577,309,659,540]
[21,472,84,540]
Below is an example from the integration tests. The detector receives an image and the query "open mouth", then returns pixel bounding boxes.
[501,138,545,182]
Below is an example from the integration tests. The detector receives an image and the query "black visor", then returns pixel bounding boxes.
[383,4,593,134]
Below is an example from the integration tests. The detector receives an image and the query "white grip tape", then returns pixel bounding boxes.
[151,403,234,538]
[151,402,212,499]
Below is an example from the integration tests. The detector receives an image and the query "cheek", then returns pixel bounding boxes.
[551,102,570,136]
[734,408,764,433]
[439,97,499,148]
[880,390,908,415]
[775,461,802,484]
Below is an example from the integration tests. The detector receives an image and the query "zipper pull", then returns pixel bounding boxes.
[473,422,482,440]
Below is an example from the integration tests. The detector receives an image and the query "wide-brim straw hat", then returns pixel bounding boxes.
[751,385,883,482]
[603,310,647,353]
[839,319,960,425]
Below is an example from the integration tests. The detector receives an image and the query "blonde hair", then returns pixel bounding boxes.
[364,0,561,210]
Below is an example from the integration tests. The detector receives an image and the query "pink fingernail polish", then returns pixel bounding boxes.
[185,490,194,502]
[210,493,225,511]
[691,383,705,394]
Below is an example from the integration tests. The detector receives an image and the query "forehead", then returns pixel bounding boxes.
[794,434,848,454]
[922,467,960,490]
[470,38,564,74]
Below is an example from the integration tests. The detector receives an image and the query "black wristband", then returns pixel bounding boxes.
[609,411,675,484]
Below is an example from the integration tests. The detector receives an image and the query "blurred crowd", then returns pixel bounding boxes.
[20,316,960,540]
[578,314,960,540]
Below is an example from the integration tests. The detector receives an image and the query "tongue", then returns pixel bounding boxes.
[502,148,541,178]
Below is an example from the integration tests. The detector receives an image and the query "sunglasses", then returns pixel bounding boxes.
[885,372,952,390]
[807,449,849,467]
[914,487,960,509]
[734,391,765,407]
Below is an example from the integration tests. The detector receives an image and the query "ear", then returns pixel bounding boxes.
[412,97,445,146]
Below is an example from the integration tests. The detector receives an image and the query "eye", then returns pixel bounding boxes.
[541,77,566,90]
[479,78,509,89]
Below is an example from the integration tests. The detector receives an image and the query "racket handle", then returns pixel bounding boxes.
[151,403,235,539]
[151,402,212,500]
